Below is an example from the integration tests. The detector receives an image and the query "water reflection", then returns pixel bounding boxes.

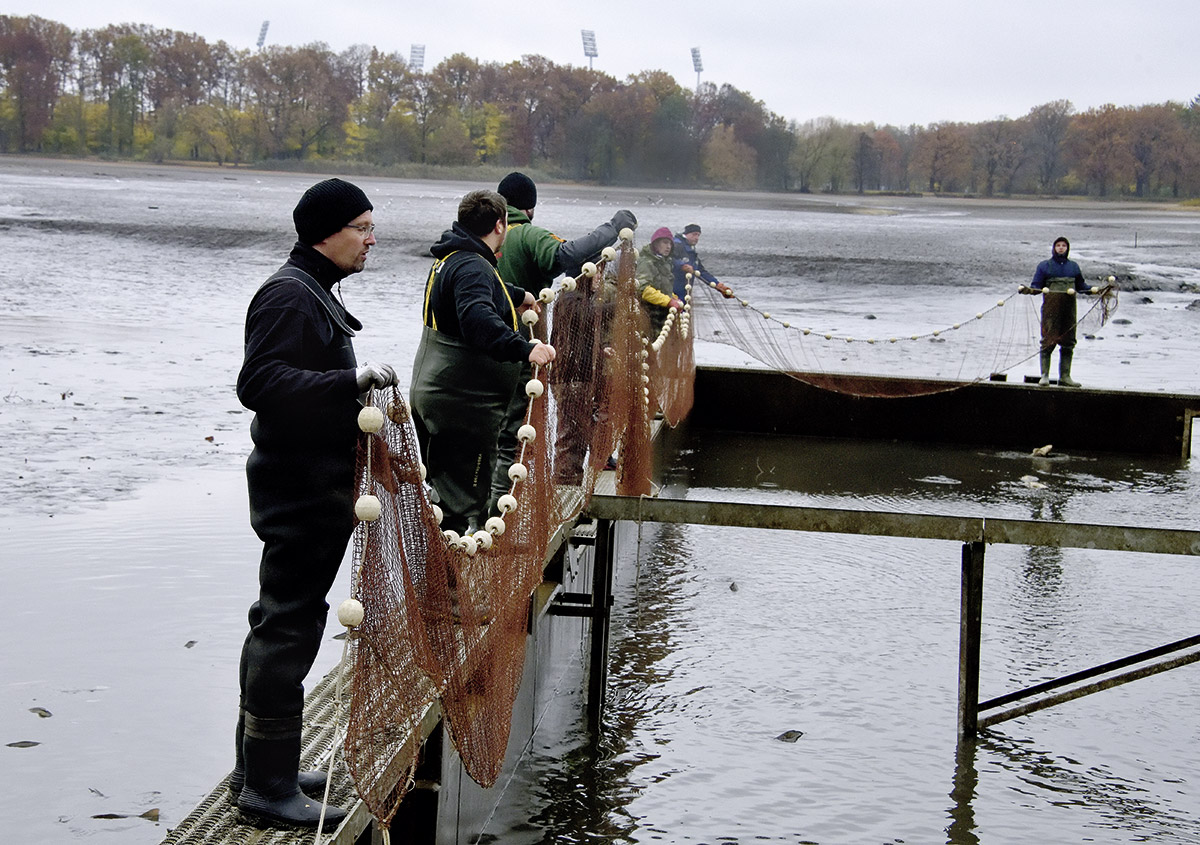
[945,739,980,845]
[947,731,1200,844]
[522,524,693,844]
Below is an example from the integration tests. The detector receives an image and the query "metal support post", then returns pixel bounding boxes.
[957,541,985,739]
[587,518,615,732]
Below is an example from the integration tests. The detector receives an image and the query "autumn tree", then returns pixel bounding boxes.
[973,118,1026,196]
[701,123,756,188]
[246,43,357,159]
[852,130,878,193]
[789,117,837,193]
[1126,103,1185,197]
[873,127,907,190]
[1067,103,1133,196]
[0,15,72,151]
[911,122,971,192]
[1026,99,1073,192]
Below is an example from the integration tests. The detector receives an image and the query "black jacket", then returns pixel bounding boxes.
[423,223,534,363]
[237,243,363,528]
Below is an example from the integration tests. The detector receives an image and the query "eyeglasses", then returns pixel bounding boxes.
[343,223,376,237]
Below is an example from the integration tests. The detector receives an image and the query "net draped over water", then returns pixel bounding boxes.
[341,234,1117,828]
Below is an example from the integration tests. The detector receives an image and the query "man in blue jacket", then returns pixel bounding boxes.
[671,224,734,300]
[1020,236,1099,386]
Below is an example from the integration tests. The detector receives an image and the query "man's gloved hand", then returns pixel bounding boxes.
[610,210,637,232]
[356,361,398,391]
[681,263,694,275]
[715,282,735,298]
[1018,285,1033,295]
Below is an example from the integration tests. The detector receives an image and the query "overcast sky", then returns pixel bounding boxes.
[17,0,1198,127]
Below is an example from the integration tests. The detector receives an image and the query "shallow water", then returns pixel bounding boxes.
[1,159,1198,843]
[486,432,1200,844]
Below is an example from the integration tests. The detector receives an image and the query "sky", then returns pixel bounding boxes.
[14,0,1198,127]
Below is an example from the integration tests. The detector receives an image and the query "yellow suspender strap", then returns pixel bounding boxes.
[422,251,459,330]
[424,251,519,332]
[494,267,519,331]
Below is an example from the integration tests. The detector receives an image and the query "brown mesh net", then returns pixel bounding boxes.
[342,236,687,828]
[691,278,1118,397]
[341,235,1117,829]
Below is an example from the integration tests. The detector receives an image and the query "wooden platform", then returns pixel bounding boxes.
[692,367,1200,458]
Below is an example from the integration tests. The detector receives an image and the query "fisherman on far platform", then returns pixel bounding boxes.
[1019,236,1100,387]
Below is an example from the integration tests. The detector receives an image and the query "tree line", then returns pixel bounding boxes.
[3,14,1199,198]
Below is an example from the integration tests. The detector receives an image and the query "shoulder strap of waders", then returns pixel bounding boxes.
[423,251,520,333]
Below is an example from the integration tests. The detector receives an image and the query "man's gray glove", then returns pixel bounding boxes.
[610,210,637,232]
[355,361,398,391]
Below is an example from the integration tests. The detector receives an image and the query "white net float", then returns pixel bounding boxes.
[358,406,385,433]
[355,495,382,522]
[337,598,364,628]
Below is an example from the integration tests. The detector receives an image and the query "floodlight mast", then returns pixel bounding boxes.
[690,47,703,93]
[256,21,269,51]
[581,30,598,71]
[409,44,426,72]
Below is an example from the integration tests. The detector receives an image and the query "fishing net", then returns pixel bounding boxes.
[342,235,683,829]
[691,277,1118,397]
[340,229,1116,830]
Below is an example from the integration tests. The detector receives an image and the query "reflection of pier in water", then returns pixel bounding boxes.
[165,367,1200,844]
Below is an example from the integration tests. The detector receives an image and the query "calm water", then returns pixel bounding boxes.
[1,159,1198,843]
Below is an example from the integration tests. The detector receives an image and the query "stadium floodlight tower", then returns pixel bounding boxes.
[690,46,703,93]
[409,44,426,73]
[581,29,598,70]
[256,21,269,51]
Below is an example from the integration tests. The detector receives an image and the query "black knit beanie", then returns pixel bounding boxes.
[683,223,702,234]
[497,172,537,210]
[293,178,373,246]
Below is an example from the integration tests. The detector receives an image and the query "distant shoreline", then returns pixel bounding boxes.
[3,153,1197,214]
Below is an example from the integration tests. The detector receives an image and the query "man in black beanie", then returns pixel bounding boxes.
[488,172,637,506]
[232,177,396,831]
[671,223,733,300]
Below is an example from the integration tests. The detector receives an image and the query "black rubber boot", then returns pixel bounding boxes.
[229,709,328,801]
[1038,350,1052,386]
[236,714,346,831]
[1059,349,1081,387]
